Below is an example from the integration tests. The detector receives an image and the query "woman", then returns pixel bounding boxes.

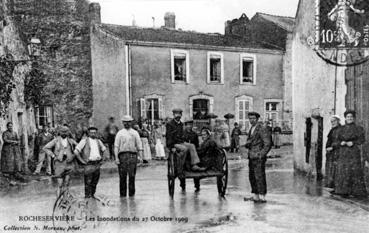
[141,123,152,163]
[335,110,367,198]
[1,122,23,181]
[194,128,219,192]
[153,122,166,159]
[325,115,341,189]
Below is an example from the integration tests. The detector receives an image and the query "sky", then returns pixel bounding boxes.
[93,0,299,33]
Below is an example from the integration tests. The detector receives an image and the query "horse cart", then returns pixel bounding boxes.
[167,147,228,198]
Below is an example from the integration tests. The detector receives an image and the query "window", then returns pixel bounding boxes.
[171,50,189,83]
[265,101,280,123]
[207,52,224,84]
[139,95,164,123]
[235,96,253,132]
[240,53,256,84]
[35,105,53,127]
[193,99,209,120]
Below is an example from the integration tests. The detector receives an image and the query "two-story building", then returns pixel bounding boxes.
[90,9,291,135]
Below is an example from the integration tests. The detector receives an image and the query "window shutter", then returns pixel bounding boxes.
[46,107,52,125]
[140,98,146,119]
[158,98,164,119]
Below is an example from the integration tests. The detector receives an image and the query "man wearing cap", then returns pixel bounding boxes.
[166,109,205,175]
[43,126,78,197]
[74,126,107,198]
[244,112,272,203]
[114,115,143,197]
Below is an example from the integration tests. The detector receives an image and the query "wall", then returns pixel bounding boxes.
[282,33,293,131]
[292,0,346,175]
[130,45,284,124]
[90,26,127,130]
[7,0,93,128]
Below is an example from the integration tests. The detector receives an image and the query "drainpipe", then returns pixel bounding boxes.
[125,45,130,115]
[333,49,338,114]
[128,44,133,116]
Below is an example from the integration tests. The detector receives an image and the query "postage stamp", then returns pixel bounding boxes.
[308,0,369,66]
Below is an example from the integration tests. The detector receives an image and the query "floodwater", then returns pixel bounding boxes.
[0,156,368,233]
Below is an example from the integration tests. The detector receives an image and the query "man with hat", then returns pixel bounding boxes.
[166,109,205,176]
[43,126,78,197]
[244,111,272,203]
[114,115,143,197]
[74,126,107,198]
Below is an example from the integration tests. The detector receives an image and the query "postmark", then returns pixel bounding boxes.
[308,0,369,66]
[52,190,112,233]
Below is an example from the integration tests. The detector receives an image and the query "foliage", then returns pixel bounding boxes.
[0,54,17,117]
[24,62,48,107]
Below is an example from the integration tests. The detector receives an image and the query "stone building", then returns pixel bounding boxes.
[2,0,96,129]
[90,8,294,138]
[226,12,295,132]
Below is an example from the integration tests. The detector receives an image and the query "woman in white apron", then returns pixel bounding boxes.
[153,122,166,159]
[141,123,152,163]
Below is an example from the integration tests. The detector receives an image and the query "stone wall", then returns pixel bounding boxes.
[5,0,93,128]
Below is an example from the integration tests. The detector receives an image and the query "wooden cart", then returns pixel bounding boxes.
[167,147,228,198]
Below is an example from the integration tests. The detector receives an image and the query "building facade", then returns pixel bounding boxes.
[292,0,347,176]
[91,10,292,136]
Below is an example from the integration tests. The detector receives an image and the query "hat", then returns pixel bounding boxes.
[172,108,183,113]
[344,110,356,118]
[59,126,70,133]
[88,126,98,131]
[122,115,134,122]
[331,115,341,121]
[248,111,261,118]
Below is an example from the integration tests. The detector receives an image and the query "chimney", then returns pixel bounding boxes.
[89,2,101,24]
[225,20,231,35]
[164,12,175,29]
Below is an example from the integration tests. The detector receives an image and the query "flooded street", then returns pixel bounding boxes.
[1,154,368,233]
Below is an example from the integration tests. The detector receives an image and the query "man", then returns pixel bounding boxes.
[114,115,143,197]
[43,126,78,197]
[74,126,107,198]
[33,125,54,175]
[231,122,242,153]
[166,109,205,178]
[244,112,272,203]
[104,117,119,161]
[182,120,200,191]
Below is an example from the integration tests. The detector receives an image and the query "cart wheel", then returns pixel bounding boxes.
[217,149,228,197]
[167,153,175,198]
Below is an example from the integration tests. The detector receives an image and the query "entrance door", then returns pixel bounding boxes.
[193,99,209,120]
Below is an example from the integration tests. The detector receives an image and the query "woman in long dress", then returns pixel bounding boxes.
[141,123,152,163]
[1,122,22,180]
[325,115,341,189]
[153,122,165,159]
[335,110,367,198]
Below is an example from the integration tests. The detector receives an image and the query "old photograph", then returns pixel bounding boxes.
[0,0,368,232]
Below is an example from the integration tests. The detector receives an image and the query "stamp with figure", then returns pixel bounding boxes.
[308,0,369,66]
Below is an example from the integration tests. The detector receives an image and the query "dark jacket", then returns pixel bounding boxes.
[166,119,184,149]
[183,130,199,148]
[245,124,272,159]
[37,132,54,148]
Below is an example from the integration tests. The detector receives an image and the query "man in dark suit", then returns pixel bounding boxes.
[166,109,205,175]
[245,112,272,203]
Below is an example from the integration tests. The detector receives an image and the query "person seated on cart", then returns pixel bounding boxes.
[192,128,220,192]
[166,109,206,173]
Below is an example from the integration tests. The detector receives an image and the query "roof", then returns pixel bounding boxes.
[98,23,282,50]
[255,12,295,32]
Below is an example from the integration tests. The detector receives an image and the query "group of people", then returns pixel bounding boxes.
[325,110,368,198]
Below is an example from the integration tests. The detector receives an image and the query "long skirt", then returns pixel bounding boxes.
[1,144,22,174]
[335,146,367,197]
[141,138,152,161]
[155,139,166,158]
[324,150,337,188]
